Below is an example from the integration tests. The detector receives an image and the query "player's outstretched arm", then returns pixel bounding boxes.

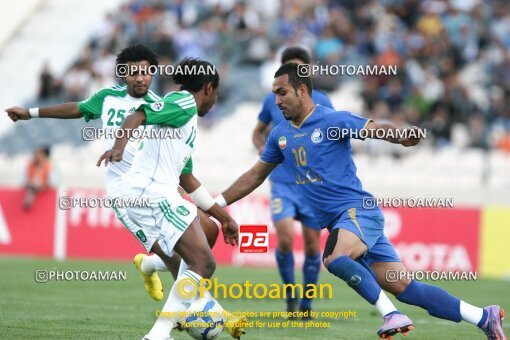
[216,160,276,206]
[96,110,146,166]
[6,103,82,121]
[363,121,421,147]
[179,173,239,246]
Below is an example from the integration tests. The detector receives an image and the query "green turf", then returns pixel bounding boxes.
[0,256,508,339]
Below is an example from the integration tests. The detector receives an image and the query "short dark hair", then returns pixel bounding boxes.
[37,146,50,157]
[274,63,312,95]
[281,46,311,64]
[116,44,158,67]
[172,57,219,93]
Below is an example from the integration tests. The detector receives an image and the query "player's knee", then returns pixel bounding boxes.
[322,255,334,268]
[276,218,297,253]
[277,234,293,253]
[303,230,320,255]
[323,253,348,268]
[304,241,320,256]
[322,229,360,266]
[278,241,293,253]
[323,248,359,268]
[390,277,411,296]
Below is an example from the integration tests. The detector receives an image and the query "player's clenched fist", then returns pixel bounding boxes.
[6,107,30,121]
[97,149,123,166]
[399,126,421,147]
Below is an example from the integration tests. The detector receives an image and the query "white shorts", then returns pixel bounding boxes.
[114,196,197,257]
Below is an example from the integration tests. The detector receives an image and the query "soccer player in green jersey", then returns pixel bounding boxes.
[97,57,244,340]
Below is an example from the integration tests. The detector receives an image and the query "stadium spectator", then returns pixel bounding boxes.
[37,63,58,100]
[22,146,55,210]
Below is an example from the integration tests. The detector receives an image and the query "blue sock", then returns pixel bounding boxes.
[478,309,488,328]
[301,253,321,310]
[275,249,295,302]
[397,280,462,322]
[326,256,381,304]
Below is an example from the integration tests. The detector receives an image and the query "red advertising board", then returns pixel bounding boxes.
[382,208,480,272]
[0,188,482,275]
[0,188,56,257]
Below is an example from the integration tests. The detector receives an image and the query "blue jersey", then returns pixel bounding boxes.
[260,104,374,228]
[258,90,333,184]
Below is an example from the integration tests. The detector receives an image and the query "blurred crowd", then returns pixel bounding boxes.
[36,0,510,151]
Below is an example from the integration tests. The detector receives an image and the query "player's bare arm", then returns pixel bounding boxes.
[96,110,146,166]
[252,120,269,155]
[6,102,82,121]
[363,120,421,147]
[179,173,239,246]
[221,160,276,205]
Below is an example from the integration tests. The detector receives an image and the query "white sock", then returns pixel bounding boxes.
[460,301,484,326]
[146,270,203,339]
[177,260,189,276]
[375,290,398,317]
[176,261,222,311]
[141,255,168,275]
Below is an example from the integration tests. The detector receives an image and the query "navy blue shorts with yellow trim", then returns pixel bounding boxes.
[270,181,320,230]
[330,207,400,265]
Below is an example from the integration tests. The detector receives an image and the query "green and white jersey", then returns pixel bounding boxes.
[78,84,161,197]
[123,90,197,198]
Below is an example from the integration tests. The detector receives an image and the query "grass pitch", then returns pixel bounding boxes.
[0,256,508,339]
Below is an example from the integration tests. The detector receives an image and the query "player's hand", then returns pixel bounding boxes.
[6,107,30,122]
[96,149,123,166]
[221,218,239,246]
[399,126,421,147]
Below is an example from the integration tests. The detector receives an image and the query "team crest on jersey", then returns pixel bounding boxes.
[278,136,287,149]
[136,230,147,243]
[311,128,323,144]
[150,101,164,112]
[176,206,190,216]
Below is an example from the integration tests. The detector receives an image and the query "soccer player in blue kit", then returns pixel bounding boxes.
[252,47,333,316]
[215,63,506,339]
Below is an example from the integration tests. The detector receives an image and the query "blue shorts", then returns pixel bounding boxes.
[270,181,320,230]
[330,207,400,265]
